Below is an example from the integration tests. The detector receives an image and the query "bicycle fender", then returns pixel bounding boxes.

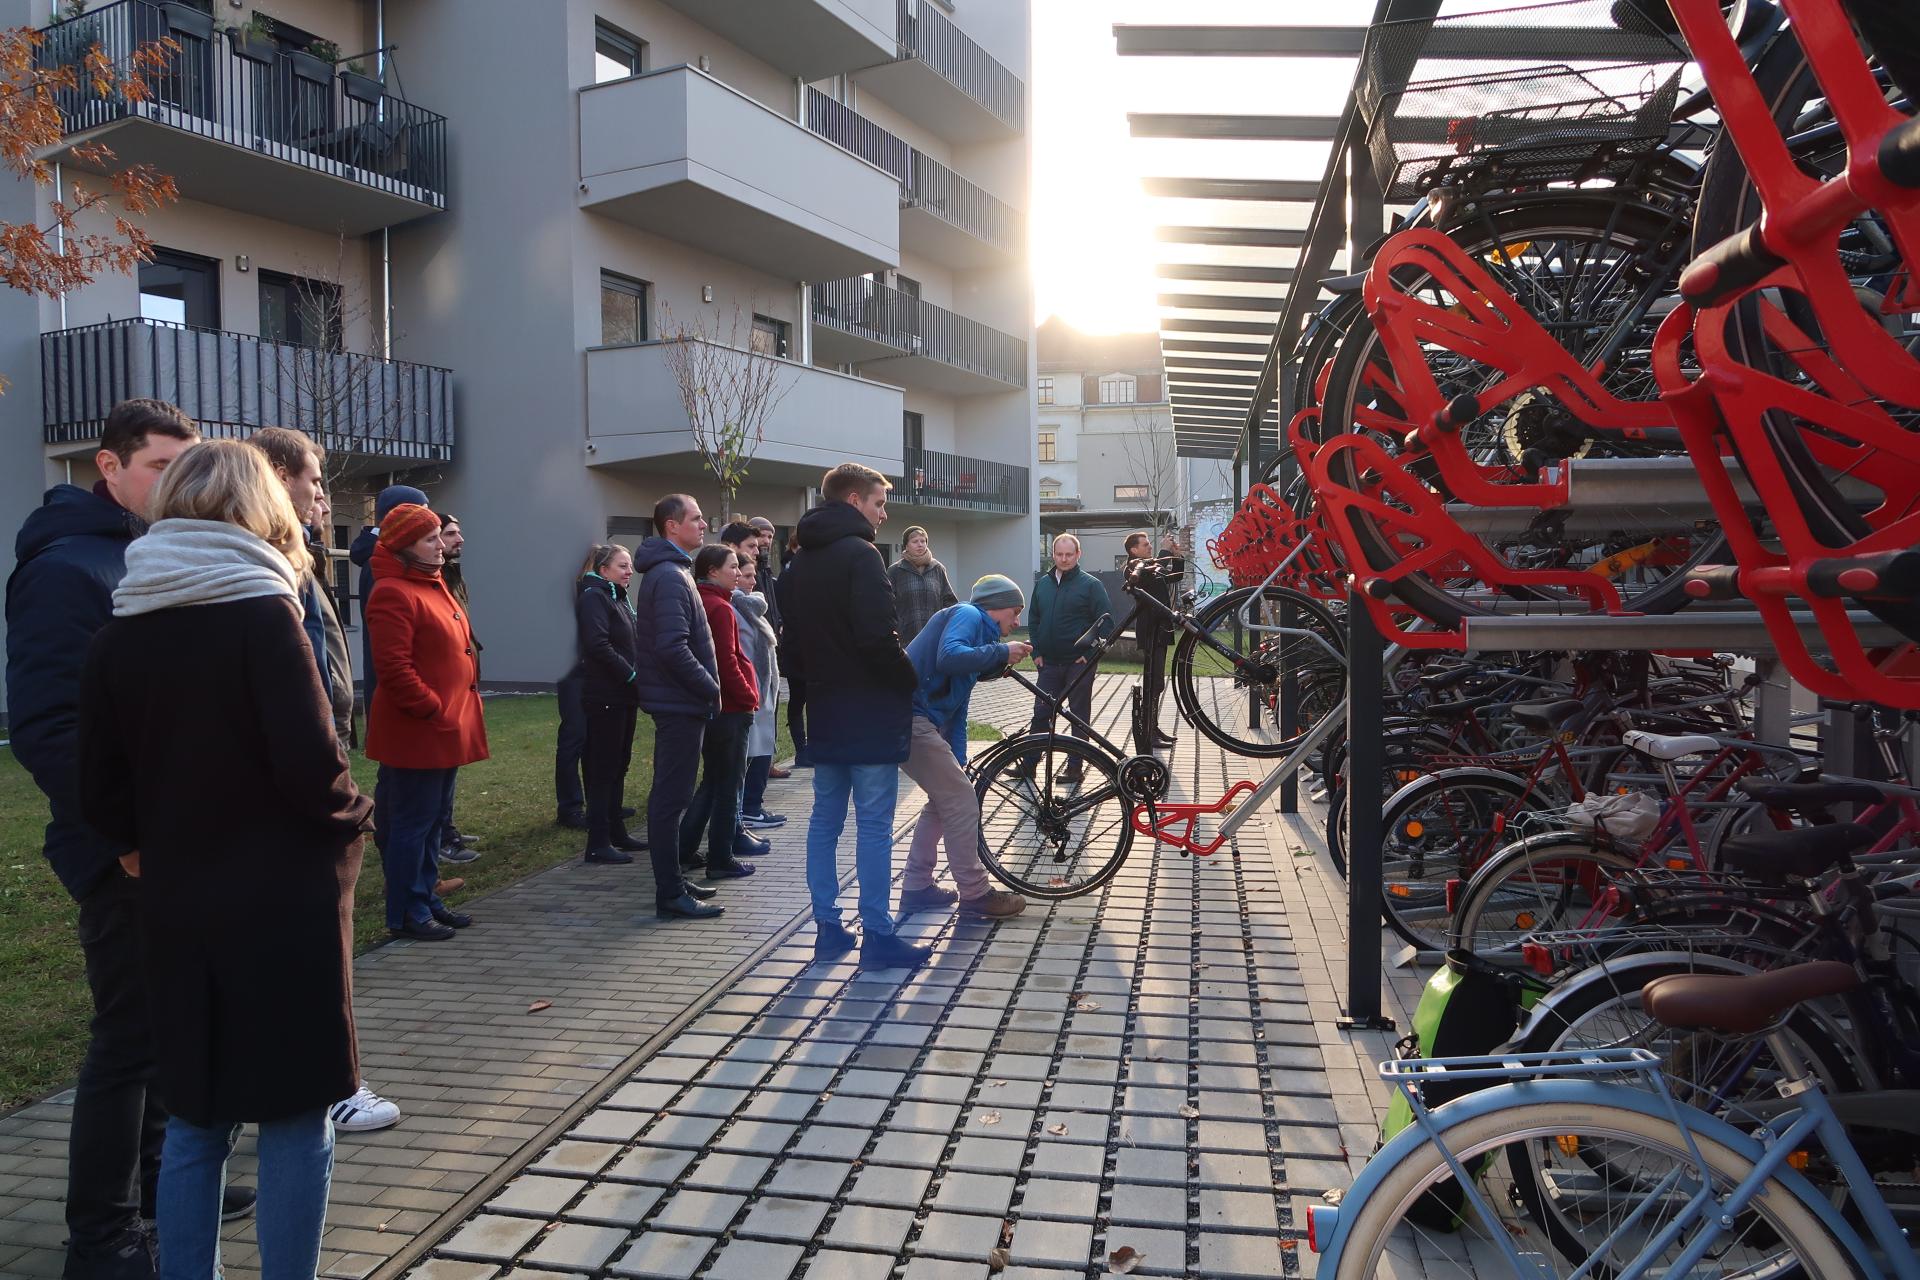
[1311,1077,1881,1272]
[1380,766,1533,815]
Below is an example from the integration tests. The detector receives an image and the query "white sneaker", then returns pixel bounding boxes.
[330,1083,402,1133]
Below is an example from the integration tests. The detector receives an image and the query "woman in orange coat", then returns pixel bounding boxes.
[365,503,488,940]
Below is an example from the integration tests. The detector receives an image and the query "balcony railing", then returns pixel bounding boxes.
[812,276,1027,389]
[897,446,1028,514]
[896,0,1022,131]
[39,0,447,209]
[42,319,453,462]
[805,89,1019,256]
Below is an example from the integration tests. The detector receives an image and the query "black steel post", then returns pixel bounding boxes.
[1339,600,1395,1031]
[1279,590,1299,814]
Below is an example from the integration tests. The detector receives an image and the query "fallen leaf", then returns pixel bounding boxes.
[983,1079,1009,1089]
[1322,1188,1344,1204]
[1000,1219,1016,1245]
[527,1000,552,1013]
[1278,1238,1298,1252]
[1177,1103,1200,1119]
[987,1246,1010,1272]
[1074,999,1101,1011]
[1046,1122,1069,1136]
[1049,877,1071,888]
[375,1223,388,1233]
[978,1110,1002,1126]
[1109,1245,1144,1273]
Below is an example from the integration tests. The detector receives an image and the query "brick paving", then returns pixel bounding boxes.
[0,675,1428,1280]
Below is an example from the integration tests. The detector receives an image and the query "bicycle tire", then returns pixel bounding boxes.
[1326,1094,1863,1279]
[971,734,1133,900]
[1448,835,1642,964]
[1169,584,1346,759]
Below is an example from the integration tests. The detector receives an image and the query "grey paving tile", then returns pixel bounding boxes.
[931,1171,1016,1216]
[790,1124,870,1160]
[408,1262,500,1280]
[1196,1231,1290,1278]
[1107,1181,1189,1228]
[683,1152,772,1194]
[737,1195,830,1243]
[823,1204,916,1254]
[650,1189,746,1235]
[608,1232,714,1279]
[436,1216,544,1264]
[845,1163,934,1209]
[604,1146,695,1185]
[521,1222,629,1272]
[704,1238,805,1280]
[947,1136,1024,1175]
[1008,1218,1095,1269]
[565,1181,664,1227]
[800,1248,896,1279]
[713,1118,797,1156]
[1200,1189,1280,1234]
[1018,1176,1100,1221]
[911,1211,1004,1261]
[1028,1141,1103,1181]
[527,1140,618,1178]
[1114,1147,1187,1186]
[485,1175,582,1218]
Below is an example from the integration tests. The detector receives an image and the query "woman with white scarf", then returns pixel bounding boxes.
[79,439,372,1280]
[733,548,784,831]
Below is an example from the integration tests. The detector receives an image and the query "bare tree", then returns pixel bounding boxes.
[1117,406,1180,537]
[659,301,795,524]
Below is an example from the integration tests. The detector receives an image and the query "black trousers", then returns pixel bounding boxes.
[1029,656,1099,741]
[681,710,750,870]
[582,699,637,849]
[1140,626,1172,739]
[646,713,704,905]
[555,670,587,818]
[785,673,808,757]
[69,872,168,1251]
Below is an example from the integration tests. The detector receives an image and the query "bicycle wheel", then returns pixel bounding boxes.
[1326,1095,1861,1279]
[1448,835,1642,965]
[972,734,1132,900]
[1170,585,1345,759]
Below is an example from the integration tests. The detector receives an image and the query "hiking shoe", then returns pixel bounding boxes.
[898,884,959,914]
[330,1084,401,1134]
[859,931,932,972]
[959,890,1027,919]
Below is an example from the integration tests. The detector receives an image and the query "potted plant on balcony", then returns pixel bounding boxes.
[223,13,276,66]
[159,2,213,42]
[288,36,336,86]
[340,58,383,105]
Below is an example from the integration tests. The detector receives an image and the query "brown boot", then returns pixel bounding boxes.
[959,890,1026,919]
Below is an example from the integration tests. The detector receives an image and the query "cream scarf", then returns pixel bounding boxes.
[113,519,299,617]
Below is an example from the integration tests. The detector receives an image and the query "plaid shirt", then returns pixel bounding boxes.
[888,558,959,645]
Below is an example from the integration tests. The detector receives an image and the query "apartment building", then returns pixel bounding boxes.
[1035,317,1232,570]
[0,0,1036,698]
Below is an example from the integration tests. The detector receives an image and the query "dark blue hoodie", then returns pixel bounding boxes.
[630,536,719,718]
[5,484,142,899]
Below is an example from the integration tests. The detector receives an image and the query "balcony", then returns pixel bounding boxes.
[41,319,453,464]
[38,0,446,234]
[805,91,1020,267]
[854,0,1023,143]
[585,340,903,483]
[653,0,893,80]
[579,66,898,281]
[811,277,1026,395]
[893,446,1028,517]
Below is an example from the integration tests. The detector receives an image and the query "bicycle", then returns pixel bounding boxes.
[1308,962,1920,1277]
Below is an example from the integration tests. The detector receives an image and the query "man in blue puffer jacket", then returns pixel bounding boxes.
[897,575,1032,920]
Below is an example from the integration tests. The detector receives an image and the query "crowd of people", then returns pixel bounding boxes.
[4,395,1184,1279]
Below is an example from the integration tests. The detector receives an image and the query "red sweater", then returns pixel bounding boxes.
[698,582,759,715]
[365,544,489,769]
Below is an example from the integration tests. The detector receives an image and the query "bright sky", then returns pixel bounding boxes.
[1029,1,1373,334]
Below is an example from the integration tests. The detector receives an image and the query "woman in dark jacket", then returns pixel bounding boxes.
[574,543,647,865]
[886,525,958,644]
[79,440,372,1280]
[681,545,761,883]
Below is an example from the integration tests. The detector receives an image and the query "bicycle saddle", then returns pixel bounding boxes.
[1622,730,1721,760]
[1423,695,1501,720]
[1719,822,1875,882]
[1418,665,1479,694]
[1737,778,1888,810]
[1642,961,1861,1036]
[1510,698,1586,733]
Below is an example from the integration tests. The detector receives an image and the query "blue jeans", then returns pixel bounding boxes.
[157,1110,332,1280]
[379,765,453,929]
[807,763,898,936]
[741,754,772,816]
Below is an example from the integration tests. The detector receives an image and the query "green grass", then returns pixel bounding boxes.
[0,694,788,1112]
[966,720,1003,742]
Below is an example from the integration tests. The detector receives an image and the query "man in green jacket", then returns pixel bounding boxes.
[1023,533,1113,782]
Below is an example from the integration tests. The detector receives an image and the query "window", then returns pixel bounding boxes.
[751,314,791,358]
[1114,484,1148,501]
[259,270,342,350]
[1039,482,1061,499]
[1036,376,1054,405]
[594,20,645,83]
[903,410,924,454]
[1099,374,1137,404]
[139,247,220,328]
[1038,431,1055,462]
[599,271,648,345]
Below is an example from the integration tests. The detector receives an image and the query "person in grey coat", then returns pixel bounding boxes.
[887,524,958,644]
[733,548,783,831]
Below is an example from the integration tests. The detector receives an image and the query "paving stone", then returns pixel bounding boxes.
[703,1060,771,1089]
[671,1086,749,1118]
[605,1146,695,1185]
[737,1195,830,1242]
[1198,1120,1269,1153]
[485,1175,582,1218]
[822,1204,916,1254]
[801,1249,896,1279]
[763,1065,838,1093]
[650,1189,746,1235]
[948,1136,1025,1175]
[713,1118,797,1156]
[931,1171,1016,1216]
[866,1130,945,1168]
[683,1153,772,1194]
[527,1141,618,1178]
[608,1232,714,1279]
[437,1216,544,1263]
[1196,1231,1289,1278]
[1107,1182,1188,1228]
[1017,1176,1100,1221]
[762,1158,852,1200]
[521,1222,629,1272]
[738,1090,816,1124]
[605,1082,679,1112]
[1008,1218,1095,1269]
[1099,1226,1188,1275]
[643,1113,726,1150]
[409,1262,500,1280]
[704,1238,805,1280]
[568,1109,649,1143]
[789,1125,870,1160]
[1115,1114,1187,1148]
[903,1075,973,1104]
[815,1095,888,1127]
[1028,1142,1104,1181]
[911,1211,1004,1260]
[1114,1147,1187,1186]
[888,1101,963,1134]
[565,1181,664,1227]
[845,1164,934,1208]
[1200,1189,1280,1234]
[965,1105,1035,1134]
[899,1256,985,1280]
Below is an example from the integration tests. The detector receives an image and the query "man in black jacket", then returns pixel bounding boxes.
[784,463,929,970]
[5,399,227,1279]
[1126,530,1184,751]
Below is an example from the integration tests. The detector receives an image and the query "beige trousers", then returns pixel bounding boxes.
[900,716,991,898]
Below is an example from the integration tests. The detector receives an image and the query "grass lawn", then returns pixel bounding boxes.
[0,694,794,1113]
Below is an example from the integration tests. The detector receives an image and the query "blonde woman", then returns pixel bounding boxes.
[78,439,372,1280]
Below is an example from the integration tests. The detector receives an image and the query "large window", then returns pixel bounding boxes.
[139,247,220,328]
[599,271,649,345]
[259,270,342,350]
[1114,484,1148,501]
[594,20,646,83]
[1038,431,1055,462]
[751,314,791,358]
[1099,374,1137,404]
[1037,376,1054,405]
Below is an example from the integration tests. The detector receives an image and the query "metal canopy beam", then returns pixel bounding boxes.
[1113,24,1685,62]
[1171,371,1263,386]
[1142,177,1322,201]
[1155,264,1297,284]
[1159,318,1280,336]
[1161,339,1274,355]
[1165,356,1267,371]
[1129,113,1339,140]
[1158,293,1289,312]
[1156,226,1308,248]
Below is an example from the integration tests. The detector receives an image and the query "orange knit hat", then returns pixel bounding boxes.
[379,502,439,551]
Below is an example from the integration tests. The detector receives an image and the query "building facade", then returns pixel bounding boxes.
[0,0,1036,701]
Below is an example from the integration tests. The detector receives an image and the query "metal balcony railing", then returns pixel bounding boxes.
[895,0,1023,132]
[805,90,1019,256]
[39,0,447,209]
[812,277,1027,389]
[42,319,454,462]
[898,446,1028,514]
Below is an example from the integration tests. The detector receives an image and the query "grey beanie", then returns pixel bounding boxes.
[375,484,430,521]
[970,573,1025,611]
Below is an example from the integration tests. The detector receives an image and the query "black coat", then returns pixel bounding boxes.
[575,573,640,705]
[782,503,916,765]
[4,484,141,900]
[79,594,372,1127]
[630,537,719,718]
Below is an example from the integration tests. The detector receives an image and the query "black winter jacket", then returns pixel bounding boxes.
[630,537,719,717]
[575,573,640,705]
[4,484,142,899]
[782,503,916,765]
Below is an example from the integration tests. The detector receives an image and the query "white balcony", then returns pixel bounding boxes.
[585,341,904,483]
[653,0,894,80]
[578,66,899,282]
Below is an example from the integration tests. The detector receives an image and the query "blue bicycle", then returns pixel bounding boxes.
[1309,962,1920,1277]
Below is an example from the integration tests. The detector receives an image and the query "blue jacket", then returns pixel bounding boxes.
[4,484,142,899]
[907,602,1011,761]
[630,537,719,718]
